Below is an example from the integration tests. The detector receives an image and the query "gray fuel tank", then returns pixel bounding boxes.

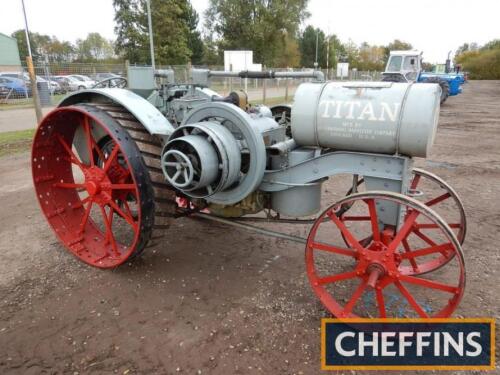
[291,81,440,157]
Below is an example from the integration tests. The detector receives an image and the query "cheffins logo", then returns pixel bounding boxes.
[321,318,495,370]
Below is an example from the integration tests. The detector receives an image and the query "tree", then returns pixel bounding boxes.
[205,0,309,67]
[356,42,385,71]
[45,38,75,62]
[383,39,413,62]
[325,34,345,71]
[11,29,40,60]
[201,35,222,65]
[185,2,204,64]
[299,26,325,67]
[275,36,301,68]
[113,0,196,65]
[455,39,500,79]
[75,33,114,61]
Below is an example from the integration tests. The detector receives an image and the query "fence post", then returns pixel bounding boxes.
[285,77,289,102]
[229,63,233,93]
[26,56,43,124]
[263,76,267,104]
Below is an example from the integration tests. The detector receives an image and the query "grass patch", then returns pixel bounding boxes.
[0,129,35,157]
[0,96,290,158]
[0,94,65,111]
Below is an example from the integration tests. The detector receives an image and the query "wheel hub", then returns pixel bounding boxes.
[85,180,100,196]
[82,166,112,202]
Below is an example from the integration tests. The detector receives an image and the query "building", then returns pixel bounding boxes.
[0,32,22,72]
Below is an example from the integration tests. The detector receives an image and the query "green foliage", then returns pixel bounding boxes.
[75,33,114,62]
[455,40,500,79]
[383,39,413,62]
[352,42,385,71]
[275,37,301,68]
[113,0,201,65]
[299,26,324,67]
[185,2,204,64]
[205,0,309,67]
[11,29,115,63]
[0,129,35,157]
[11,29,42,60]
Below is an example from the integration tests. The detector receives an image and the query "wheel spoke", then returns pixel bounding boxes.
[375,288,386,318]
[413,229,438,247]
[82,116,95,166]
[310,241,357,257]
[341,215,371,221]
[410,174,421,189]
[79,200,93,234]
[99,204,119,255]
[91,136,105,165]
[425,192,451,207]
[108,184,137,191]
[328,211,365,252]
[103,144,120,173]
[402,239,419,272]
[394,280,429,317]
[172,169,181,183]
[399,275,458,293]
[365,198,380,242]
[108,199,138,232]
[317,271,358,285]
[342,279,368,315]
[53,182,85,189]
[387,210,420,254]
[56,134,84,170]
[122,199,136,220]
[415,223,461,230]
[400,243,453,259]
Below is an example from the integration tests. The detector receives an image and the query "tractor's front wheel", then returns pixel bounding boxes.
[32,103,176,268]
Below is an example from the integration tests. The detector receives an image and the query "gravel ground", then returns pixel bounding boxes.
[0,80,499,374]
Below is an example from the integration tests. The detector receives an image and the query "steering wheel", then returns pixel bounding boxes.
[92,77,128,89]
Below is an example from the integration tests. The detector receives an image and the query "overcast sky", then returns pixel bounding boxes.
[2,0,499,64]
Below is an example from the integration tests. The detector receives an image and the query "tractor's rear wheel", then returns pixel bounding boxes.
[32,103,176,268]
[424,77,449,104]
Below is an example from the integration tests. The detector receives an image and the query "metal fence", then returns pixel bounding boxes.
[0,62,382,109]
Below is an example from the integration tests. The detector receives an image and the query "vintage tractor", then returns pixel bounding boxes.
[382,50,465,104]
[32,67,467,318]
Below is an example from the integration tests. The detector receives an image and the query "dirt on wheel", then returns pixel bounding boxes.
[0,81,499,374]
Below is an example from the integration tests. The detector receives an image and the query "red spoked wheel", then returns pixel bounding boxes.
[343,168,466,275]
[306,191,465,318]
[32,104,157,268]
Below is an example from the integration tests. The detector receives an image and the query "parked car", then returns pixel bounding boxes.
[48,78,66,94]
[67,74,96,89]
[51,76,72,93]
[0,72,58,95]
[53,76,82,91]
[0,77,31,98]
[0,84,11,99]
[94,72,121,82]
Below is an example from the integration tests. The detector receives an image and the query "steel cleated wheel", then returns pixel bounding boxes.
[306,191,465,318]
[32,103,176,268]
[343,168,466,275]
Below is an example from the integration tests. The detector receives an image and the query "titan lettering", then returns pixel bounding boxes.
[320,100,400,122]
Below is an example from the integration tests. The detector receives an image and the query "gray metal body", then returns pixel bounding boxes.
[58,67,439,231]
[292,81,440,157]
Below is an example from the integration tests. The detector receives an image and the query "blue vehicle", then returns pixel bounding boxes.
[382,51,465,104]
[0,76,31,98]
